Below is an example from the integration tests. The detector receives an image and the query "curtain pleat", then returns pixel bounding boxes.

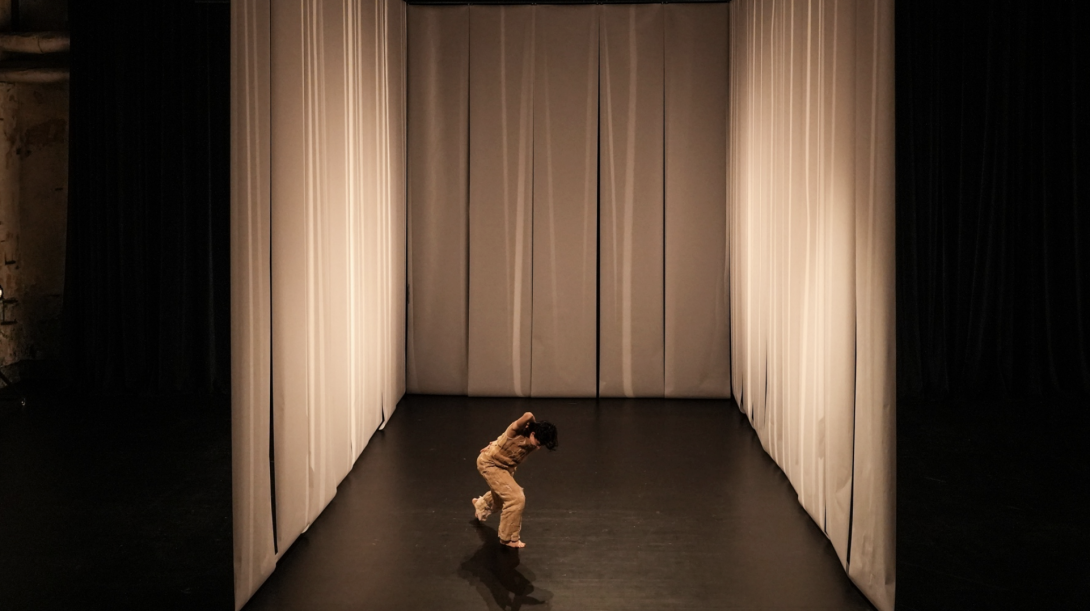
[385,0,408,420]
[847,1,896,606]
[230,1,275,604]
[268,0,312,559]
[822,0,860,571]
[598,4,665,398]
[728,1,895,609]
[405,3,751,400]
[530,6,599,398]
[232,0,405,607]
[405,5,470,395]
[664,3,731,399]
[467,6,535,397]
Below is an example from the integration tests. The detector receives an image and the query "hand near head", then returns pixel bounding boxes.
[508,412,535,437]
[502,412,557,450]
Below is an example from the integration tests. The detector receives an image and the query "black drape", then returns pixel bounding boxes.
[897,1,1090,399]
[64,2,231,394]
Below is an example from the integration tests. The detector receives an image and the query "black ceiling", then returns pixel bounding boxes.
[407,0,731,5]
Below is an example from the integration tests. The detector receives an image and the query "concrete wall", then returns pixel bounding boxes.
[0,82,68,378]
[0,82,19,371]
[0,0,68,383]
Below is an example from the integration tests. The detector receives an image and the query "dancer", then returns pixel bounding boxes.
[472,411,558,548]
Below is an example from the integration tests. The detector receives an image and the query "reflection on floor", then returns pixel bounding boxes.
[244,395,875,611]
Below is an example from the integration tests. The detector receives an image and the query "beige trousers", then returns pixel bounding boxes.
[474,454,526,543]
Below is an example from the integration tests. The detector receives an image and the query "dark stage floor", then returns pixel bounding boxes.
[243,396,874,611]
[0,384,234,611]
[896,396,1090,611]
[4,384,1084,610]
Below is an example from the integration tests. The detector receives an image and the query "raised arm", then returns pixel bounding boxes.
[507,412,535,437]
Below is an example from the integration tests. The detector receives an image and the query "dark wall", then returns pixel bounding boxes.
[64,2,230,394]
[897,1,1090,400]
[14,0,69,30]
[897,5,1090,609]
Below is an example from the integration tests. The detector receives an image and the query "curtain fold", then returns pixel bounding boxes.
[664,3,731,399]
[268,0,315,559]
[405,3,738,400]
[530,5,599,398]
[598,3,665,398]
[728,1,895,609]
[848,1,896,605]
[405,5,470,395]
[232,0,405,607]
[467,5,536,397]
[230,0,274,604]
[385,0,408,419]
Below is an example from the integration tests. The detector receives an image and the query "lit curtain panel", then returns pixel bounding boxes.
[847,1,896,606]
[599,3,665,398]
[270,0,397,554]
[230,0,275,606]
[663,3,731,399]
[467,5,535,397]
[384,0,408,420]
[344,0,394,461]
[269,0,318,558]
[728,1,895,610]
[406,5,470,394]
[309,0,356,526]
[530,5,599,398]
[234,0,402,608]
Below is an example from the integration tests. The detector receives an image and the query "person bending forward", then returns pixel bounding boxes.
[472,411,558,548]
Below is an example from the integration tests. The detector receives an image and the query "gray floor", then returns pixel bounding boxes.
[244,395,875,611]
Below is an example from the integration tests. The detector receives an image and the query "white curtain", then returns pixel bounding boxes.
[467,5,536,397]
[406,3,733,399]
[598,4,665,398]
[405,5,469,395]
[230,0,275,603]
[728,1,896,609]
[531,5,599,397]
[230,0,406,607]
[664,3,732,398]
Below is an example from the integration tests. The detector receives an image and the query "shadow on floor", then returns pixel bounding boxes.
[459,520,553,611]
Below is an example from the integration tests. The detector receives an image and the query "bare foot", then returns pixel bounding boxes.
[471,498,488,522]
[502,540,526,548]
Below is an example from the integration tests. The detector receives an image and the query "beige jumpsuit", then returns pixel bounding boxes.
[474,430,538,543]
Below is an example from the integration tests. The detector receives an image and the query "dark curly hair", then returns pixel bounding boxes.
[527,420,558,451]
